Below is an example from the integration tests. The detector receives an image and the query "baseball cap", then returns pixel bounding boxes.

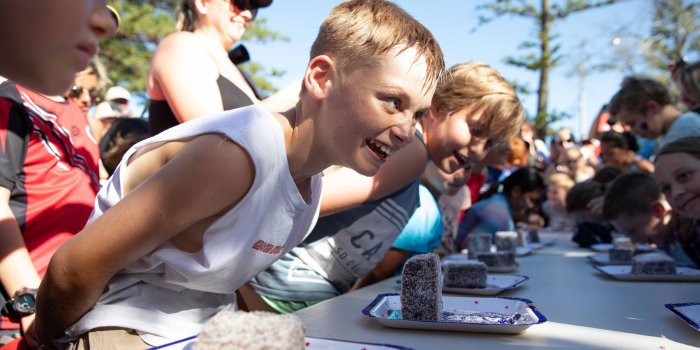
[93,101,122,120]
[105,86,131,102]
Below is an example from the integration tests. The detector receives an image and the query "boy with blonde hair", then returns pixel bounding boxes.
[34,0,444,347]
[246,61,524,313]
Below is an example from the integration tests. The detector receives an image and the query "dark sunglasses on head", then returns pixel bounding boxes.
[69,85,101,103]
[231,0,259,20]
[557,138,573,146]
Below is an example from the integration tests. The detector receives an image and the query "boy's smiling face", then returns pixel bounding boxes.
[615,107,663,140]
[322,46,435,176]
[424,106,490,175]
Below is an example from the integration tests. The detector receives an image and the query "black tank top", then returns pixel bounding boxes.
[148,75,254,135]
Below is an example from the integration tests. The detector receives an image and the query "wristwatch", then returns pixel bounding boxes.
[5,288,37,315]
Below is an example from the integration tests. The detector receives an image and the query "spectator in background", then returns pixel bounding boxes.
[542,172,576,231]
[104,86,131,116]
[91,101,124,142]
[99,118,150,177]
[669,59,700,110]
[520,119,547,171]
[599,131,654,174]
[0,2,117,95]
[147,0,300,135]
[608,76,700,149]
[69,57,109,117]
[549,128,575,166]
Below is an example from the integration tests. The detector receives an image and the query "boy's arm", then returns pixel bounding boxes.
[34,135,255,347]
[320,134,428,216]
[351,248,409,290]
[260,79,301,112]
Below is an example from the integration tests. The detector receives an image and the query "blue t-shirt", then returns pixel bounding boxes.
[455,192,514,248]
[392,185,443,255]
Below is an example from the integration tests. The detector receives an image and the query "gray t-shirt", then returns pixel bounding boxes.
[659,110,700,148]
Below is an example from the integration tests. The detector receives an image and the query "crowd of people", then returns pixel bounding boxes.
[0,0,698,349]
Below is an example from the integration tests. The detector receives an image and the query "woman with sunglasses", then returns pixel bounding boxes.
[148,0,297,135]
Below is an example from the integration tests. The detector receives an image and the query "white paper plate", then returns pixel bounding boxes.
[665,302,700,332]
[587,254,628,266]
[442,254,518,273]
[594,265,700,281]
[362,293,546,334]
[515,246,533,256]
[149,336,413,350]
[528,238,556,250]
[443,274,529,295]
[590,243,614,252]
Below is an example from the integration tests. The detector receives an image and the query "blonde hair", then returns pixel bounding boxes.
[76,56,110,93]
[432,62,524,146]
[309,0,444,92]
[548,172,575,192]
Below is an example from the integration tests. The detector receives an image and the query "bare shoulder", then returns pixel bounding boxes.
[124,134,254,197]
[152,32,208,67]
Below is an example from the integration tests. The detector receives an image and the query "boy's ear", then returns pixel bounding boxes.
[304,55,334,100]
[193,0,208,14]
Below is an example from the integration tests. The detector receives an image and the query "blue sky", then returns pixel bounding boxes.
[243,0,655,139]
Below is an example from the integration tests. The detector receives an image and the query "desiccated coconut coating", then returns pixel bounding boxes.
[193,310,305,350]
[443,260,487,288]
[401,253,443,321]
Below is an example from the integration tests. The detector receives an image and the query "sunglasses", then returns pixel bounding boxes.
[229,0,259,20]
[557,138,573,146]
[69,85,101,103]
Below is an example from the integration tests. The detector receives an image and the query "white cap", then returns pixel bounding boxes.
[105,86,130,102]
[92,101,122,120]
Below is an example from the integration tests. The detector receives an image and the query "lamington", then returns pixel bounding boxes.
[609,247,634,263]
[631,252,677,275]
[193,310,305,350]
[443,260,488,288]
[495,231,519,252]
[475,251,516,268]
[401,253,443,321]
[467,233,492,258]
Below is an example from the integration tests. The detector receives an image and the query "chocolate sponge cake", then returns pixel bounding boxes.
[401,253,443,321]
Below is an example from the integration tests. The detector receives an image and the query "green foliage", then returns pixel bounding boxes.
[476,0,623,138]
[99,0,287,98]
[644,0,700,73]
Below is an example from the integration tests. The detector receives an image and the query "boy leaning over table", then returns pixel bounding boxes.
[33,0,445,348]
[603,172,697,268]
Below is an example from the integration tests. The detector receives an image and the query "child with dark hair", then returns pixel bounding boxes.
[455,167,545,250]
[608,76,700,148]
[566,180,613,247]
[98,118,150,177]
[603,173,672,247]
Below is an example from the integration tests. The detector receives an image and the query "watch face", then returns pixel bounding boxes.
[13,292,36,314]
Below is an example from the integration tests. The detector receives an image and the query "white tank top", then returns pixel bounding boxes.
[65,106,321,346]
